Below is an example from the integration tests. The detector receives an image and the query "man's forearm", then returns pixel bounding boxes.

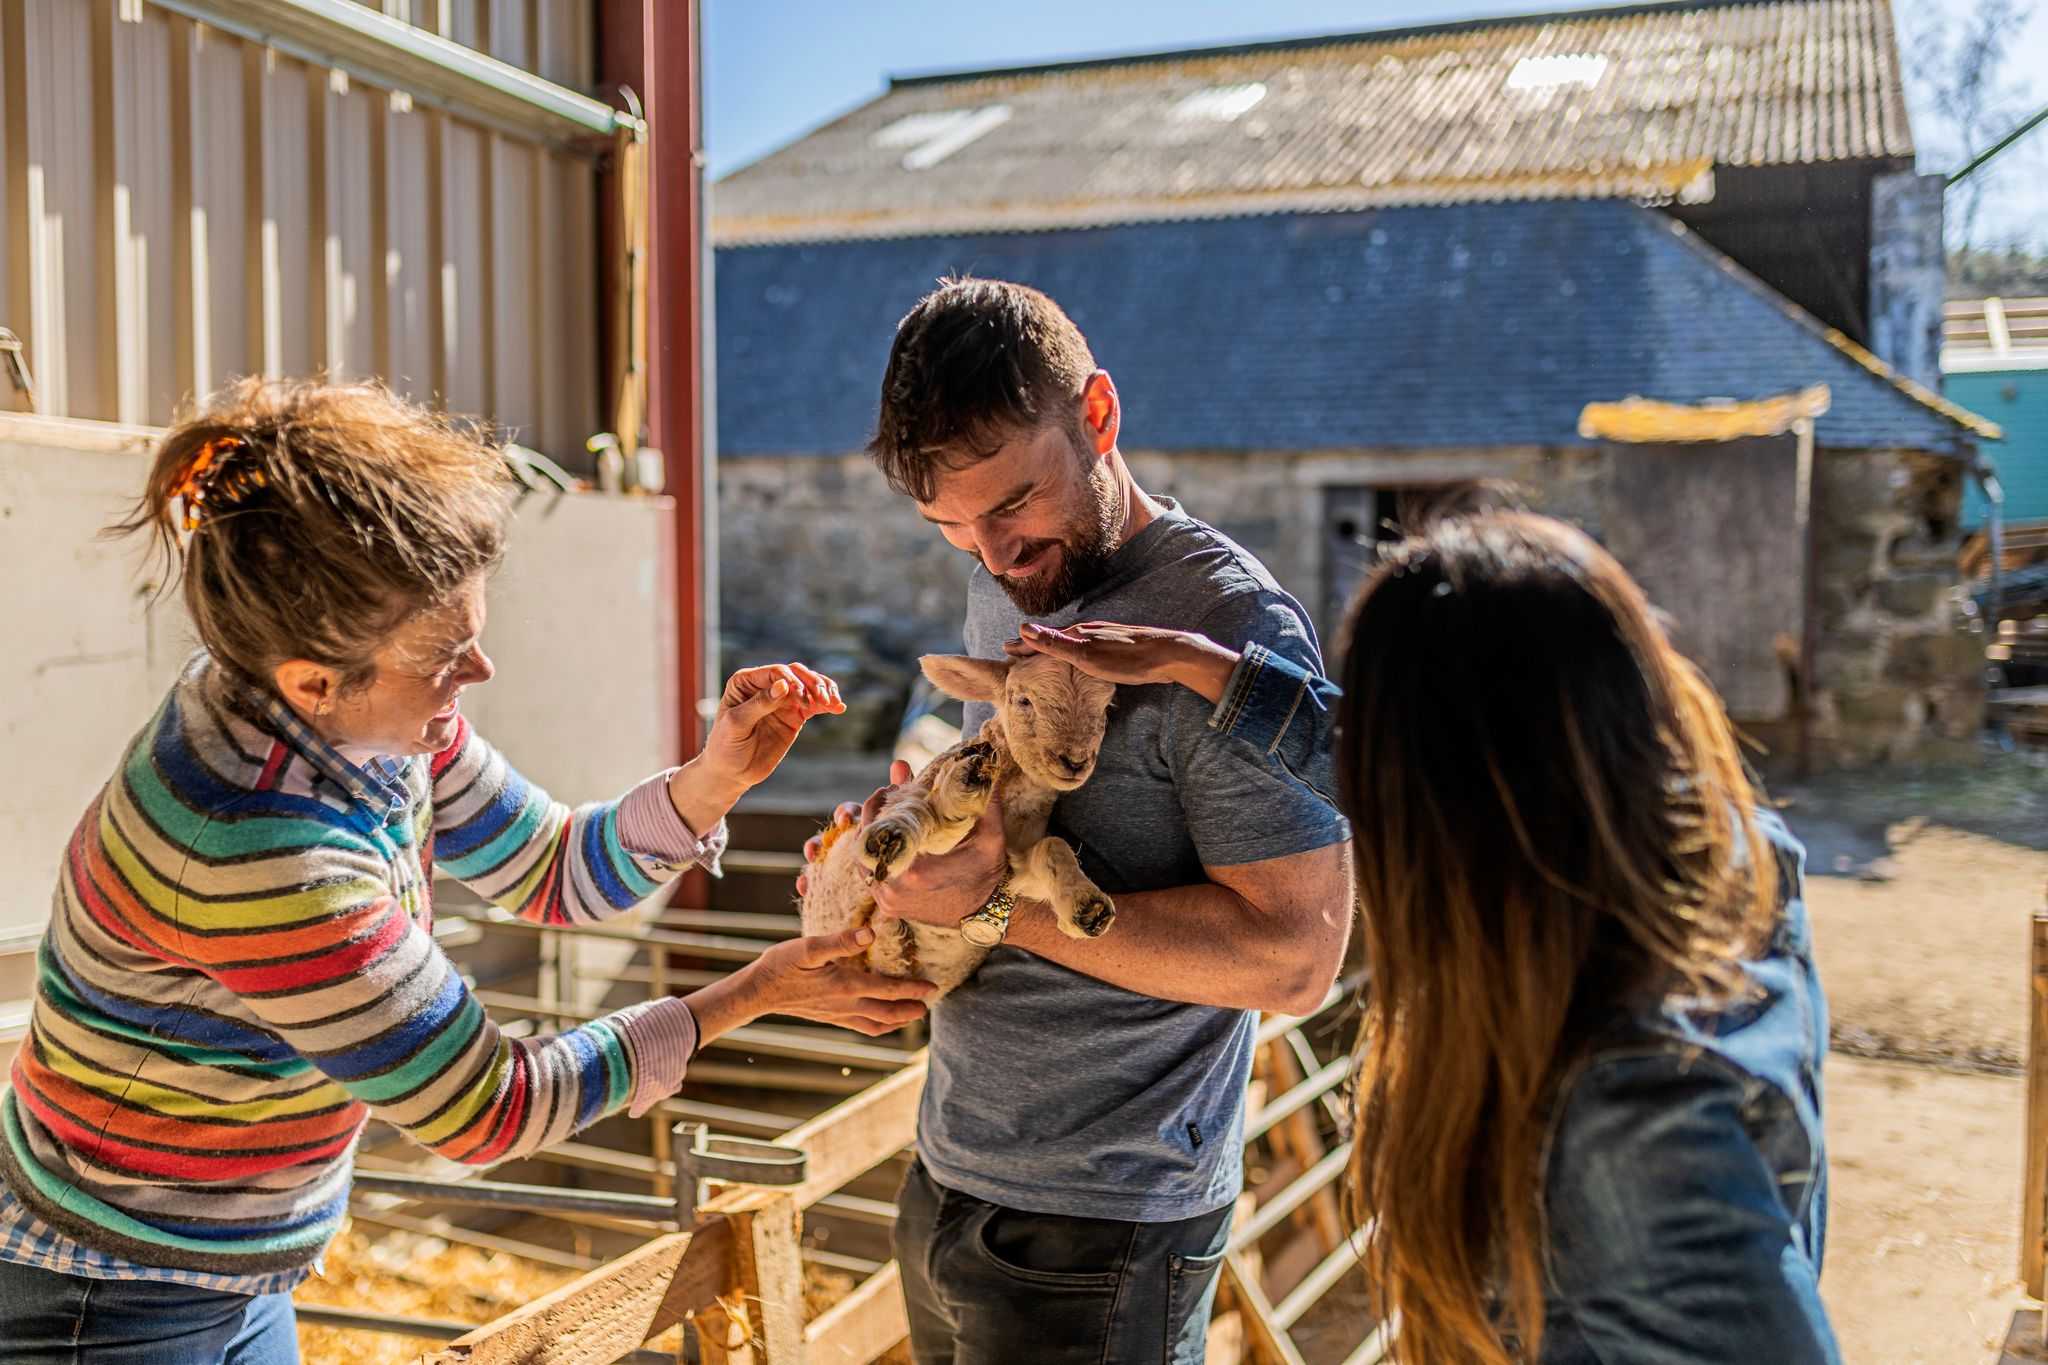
[1003,879,1345,1016]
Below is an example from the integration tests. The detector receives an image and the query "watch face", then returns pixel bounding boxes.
[961,918,1003,948]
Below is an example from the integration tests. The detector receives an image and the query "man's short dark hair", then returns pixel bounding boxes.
[869,277,1097,502]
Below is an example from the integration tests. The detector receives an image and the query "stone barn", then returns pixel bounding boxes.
[709,0,2000,769]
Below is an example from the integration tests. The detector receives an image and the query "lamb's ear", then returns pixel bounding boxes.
[919,654,1009,703]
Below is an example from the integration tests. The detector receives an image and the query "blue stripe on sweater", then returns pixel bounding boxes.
[43,941,293,1061]
[312,969,469,1082]
[563,1028,608,1128]
[579,811,636,910]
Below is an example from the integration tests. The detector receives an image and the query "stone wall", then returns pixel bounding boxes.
[717,443,1982,769]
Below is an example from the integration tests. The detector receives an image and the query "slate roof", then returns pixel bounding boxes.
[714,198,1991,460]
[713,0,1915,245]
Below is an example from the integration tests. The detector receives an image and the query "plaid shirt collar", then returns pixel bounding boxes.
[253,689,414,818]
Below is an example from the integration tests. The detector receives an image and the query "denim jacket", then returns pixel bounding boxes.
[1209,648,1839,1364]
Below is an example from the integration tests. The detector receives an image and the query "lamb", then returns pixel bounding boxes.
[798,652,1120,998]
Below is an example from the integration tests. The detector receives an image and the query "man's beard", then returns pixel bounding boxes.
[992,467,1124,617]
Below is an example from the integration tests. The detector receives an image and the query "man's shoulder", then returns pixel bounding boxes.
[1149,519,1324,665]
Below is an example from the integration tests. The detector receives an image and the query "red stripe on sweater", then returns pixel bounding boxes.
[16,1072,361,1181]
[208,902,407,996]
[255,740,289,792]
[23,1059,364,1153]
[464,1047,532,1165]
[429,715,470,780]
[68,822,195,969]
[528,825,574,925]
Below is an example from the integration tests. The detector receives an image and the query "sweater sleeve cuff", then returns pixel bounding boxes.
[619,995,700,1118]
[617,769,728,878]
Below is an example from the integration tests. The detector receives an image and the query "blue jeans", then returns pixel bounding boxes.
[893,1158,1232,1365]
[0,1257,299,1364]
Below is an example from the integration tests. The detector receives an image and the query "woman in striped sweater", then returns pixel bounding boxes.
[0,379,932,1364]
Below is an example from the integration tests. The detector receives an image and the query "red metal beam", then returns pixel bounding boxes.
[601,0,711,908]
[643,0,708,770]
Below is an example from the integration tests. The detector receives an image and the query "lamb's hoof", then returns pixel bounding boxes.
[1069,895,1116,939]
[958,740,997,789]
[863,826,909,881]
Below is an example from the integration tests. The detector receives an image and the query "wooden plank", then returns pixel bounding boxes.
[420,1221,733,1365]
[1265,1040,1344,1257]
[1335,1312,1400,1365]
[1232,1145,1352,1253]
[347,1206,599,1272]
[804,1261,907,1364]
[707,1198,805,1365]
[0,0,35,411]
[2024,911,2048,1298]
[471,914,772,963]
[1272,1227,1369,1330]
[683,1062,874,1096]
[1244,1057,1350,1145]
[708,1054,928,1215]
[1220,1255,1310,1365]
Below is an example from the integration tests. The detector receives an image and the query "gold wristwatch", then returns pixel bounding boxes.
[960,870,1016,948]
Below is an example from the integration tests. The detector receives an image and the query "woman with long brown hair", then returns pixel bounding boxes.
[1013,512,1836,1363]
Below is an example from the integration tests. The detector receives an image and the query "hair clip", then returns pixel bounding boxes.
[173,436,268,532]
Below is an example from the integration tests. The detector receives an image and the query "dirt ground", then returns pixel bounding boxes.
[1776,754,2048,1364]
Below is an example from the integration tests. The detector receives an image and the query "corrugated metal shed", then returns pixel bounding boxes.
[0,0,603,461]
[713,0,1915,244]
[714,199,1983,459]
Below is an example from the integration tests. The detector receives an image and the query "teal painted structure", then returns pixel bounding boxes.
[1955,367,2048,526]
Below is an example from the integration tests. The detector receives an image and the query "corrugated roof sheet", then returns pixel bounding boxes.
[713,0,1915,244]
[714,199,1988,460]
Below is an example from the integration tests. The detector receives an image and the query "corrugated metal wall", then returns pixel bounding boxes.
[0,0,603,462]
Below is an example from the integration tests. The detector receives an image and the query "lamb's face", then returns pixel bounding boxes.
[998,654,1117,792]
[918,652,1117,792]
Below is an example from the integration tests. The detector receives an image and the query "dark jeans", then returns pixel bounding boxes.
[0,1257,299,1365]
[893,1158,1232,1365]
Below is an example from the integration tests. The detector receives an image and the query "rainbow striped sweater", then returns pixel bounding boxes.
[0,653,710,1278]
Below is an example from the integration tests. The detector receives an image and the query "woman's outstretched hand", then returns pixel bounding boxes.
[738,925,935,1036]
[670,663,845,833]
[702,663,845,789]
[1005,622,1240,704]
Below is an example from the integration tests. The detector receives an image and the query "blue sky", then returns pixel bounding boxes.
[704,0,2048,249]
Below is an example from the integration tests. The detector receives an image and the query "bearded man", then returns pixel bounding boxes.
[820,277,1356,1364]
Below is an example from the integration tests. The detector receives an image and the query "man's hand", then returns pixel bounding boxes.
[794,758,1009,930]
[872,785,1007,929]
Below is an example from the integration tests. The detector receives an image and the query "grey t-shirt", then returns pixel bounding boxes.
[917,498,1351,1222]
